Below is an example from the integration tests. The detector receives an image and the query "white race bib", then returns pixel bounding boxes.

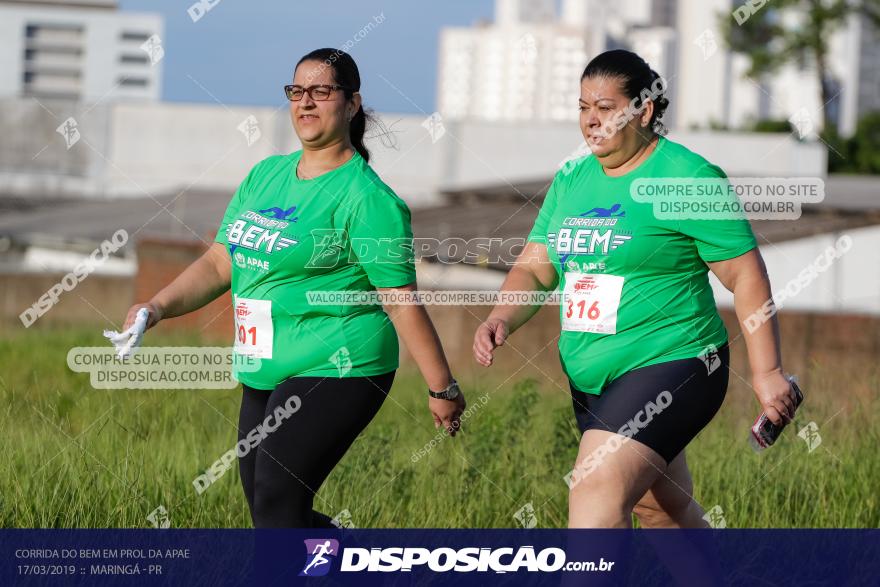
[561,272,624,334]
[233,296,273,358]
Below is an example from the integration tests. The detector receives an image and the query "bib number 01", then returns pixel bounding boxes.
[233,297,273,358]
[237,325,257,346]
[561,272,624,334]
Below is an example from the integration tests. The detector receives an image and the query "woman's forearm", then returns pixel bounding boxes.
[487,265,551,334]
[732,271,783,378]
[383,297,453,391]
[150,243,231,320]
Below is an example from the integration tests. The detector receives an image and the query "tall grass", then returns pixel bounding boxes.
[2,327,877,528]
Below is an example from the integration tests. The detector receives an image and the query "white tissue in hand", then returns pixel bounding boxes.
[104,307,149,359]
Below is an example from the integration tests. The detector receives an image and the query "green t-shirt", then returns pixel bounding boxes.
[527,136,757,394]
[215,150,416,389]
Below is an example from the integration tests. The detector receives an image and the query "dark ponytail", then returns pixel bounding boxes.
[349,103,368,163]
[295,48,372,162]
[581,49,670,136]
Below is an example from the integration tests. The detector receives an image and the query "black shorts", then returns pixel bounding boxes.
[570,344,730,463]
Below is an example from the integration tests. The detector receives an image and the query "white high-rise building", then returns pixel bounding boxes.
[438,0,679,122]
[438,0,596,122]
[495,0,556,26]
[439,0,877,135]
[0,0,163,102]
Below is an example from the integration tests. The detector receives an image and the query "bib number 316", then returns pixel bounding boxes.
[561,272,624,334]
[233,297,273,358]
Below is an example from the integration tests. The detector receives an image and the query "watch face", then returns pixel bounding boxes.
[431,380,459,399]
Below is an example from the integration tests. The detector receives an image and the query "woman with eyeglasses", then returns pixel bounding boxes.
[473,50,795,528]
[121,48,465,528]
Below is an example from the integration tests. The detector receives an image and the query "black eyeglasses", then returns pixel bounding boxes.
[284,84,349,101]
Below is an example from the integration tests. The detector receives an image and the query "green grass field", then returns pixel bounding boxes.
[2,327,878,528]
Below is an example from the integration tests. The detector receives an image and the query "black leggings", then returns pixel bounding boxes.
[238,371,395,528]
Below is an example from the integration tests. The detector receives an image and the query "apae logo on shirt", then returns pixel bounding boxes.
[233,251,270,272]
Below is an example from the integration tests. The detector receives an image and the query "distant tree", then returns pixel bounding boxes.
[852,111,880,173]
[823,125,855,172]
[720,0,880,134]
[751,119,794,133]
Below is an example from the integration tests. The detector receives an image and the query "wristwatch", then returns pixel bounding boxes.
[429,378,461,401]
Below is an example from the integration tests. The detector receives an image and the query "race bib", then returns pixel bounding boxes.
[561,272,624,334]
[233,297,273,358]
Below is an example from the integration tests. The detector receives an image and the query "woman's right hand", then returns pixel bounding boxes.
[123,301,163,331]
[753,369,797,425]
[473,317,509,367]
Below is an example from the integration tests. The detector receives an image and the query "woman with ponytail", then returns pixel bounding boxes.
[121,48,465,527]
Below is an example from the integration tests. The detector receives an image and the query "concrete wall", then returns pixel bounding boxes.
[106,101,296,197]
[0,97,827,207]
[710,224,880,315]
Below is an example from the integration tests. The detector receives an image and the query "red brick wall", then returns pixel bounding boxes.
[133,238,880,383]
[133,237,232,342]
[21,237,872,394]
[1,273,132,331]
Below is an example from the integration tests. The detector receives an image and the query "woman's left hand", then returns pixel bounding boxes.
[752,369,797,425]
[429,393,466,437]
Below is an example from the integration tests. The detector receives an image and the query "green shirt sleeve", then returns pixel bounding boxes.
[527,172,563,244]
[676,163,758,263]
[347,189,417,288]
